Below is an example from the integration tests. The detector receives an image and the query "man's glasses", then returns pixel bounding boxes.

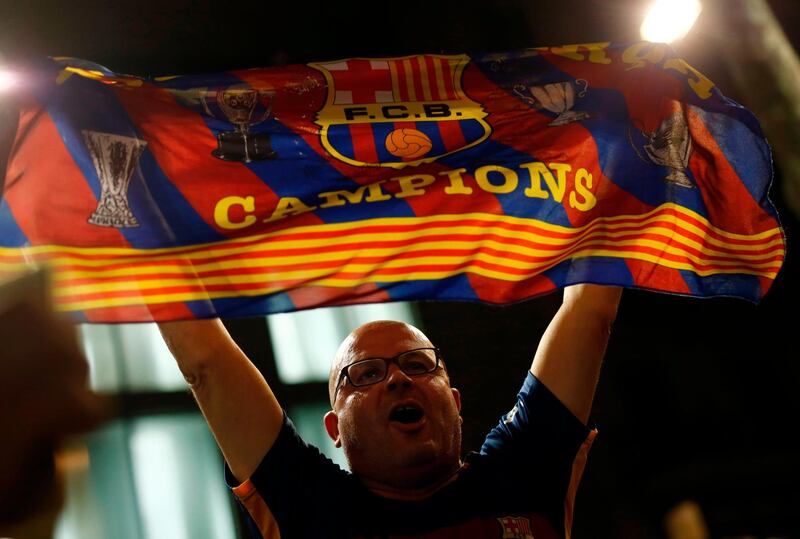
[332,347,442,403]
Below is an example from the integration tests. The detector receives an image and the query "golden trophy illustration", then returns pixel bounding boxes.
[200,87,277,163]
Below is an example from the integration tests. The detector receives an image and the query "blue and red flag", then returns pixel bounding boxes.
[0,42,786,322]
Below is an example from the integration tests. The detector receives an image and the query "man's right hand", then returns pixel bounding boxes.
[158,319,284,483]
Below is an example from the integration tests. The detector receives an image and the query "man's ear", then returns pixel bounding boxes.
[323,411,341,448]
[451,387,462,413]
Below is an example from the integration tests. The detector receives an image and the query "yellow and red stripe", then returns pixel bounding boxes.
[0,204,785,314]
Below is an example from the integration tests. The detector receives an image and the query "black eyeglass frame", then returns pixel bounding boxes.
[332,347,444,403]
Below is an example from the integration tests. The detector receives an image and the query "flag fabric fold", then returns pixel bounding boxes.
[0,42,786,322]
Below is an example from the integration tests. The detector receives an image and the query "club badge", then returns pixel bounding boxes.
[310,55,491,168]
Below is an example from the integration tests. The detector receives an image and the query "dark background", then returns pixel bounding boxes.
[2,1,798,537]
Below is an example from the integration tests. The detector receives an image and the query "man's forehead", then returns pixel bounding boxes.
[339,321,431,363]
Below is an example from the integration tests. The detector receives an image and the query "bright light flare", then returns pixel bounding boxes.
[0,69,17,92]
[641,0,703,43]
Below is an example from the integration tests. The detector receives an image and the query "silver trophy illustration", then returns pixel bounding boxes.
[82,130,147,228]
[514,79,590,126]
[631,112,694,188]
[200,87,277,163]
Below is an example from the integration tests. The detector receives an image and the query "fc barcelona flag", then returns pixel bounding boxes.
[0,42,786,323]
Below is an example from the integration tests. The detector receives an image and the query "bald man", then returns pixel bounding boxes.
[159,284,621,538]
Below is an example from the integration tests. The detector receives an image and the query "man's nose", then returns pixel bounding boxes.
[385,363,413,391]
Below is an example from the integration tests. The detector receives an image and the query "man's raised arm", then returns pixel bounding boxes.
[530,284,622,424]
[158,319,283,483]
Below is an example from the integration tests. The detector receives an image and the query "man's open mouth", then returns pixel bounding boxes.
[389,403,425,424]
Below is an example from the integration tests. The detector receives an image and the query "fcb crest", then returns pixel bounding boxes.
[497,516,535,539]
[310,54,491,168]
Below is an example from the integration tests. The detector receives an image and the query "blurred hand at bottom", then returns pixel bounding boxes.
[0,299,113,536]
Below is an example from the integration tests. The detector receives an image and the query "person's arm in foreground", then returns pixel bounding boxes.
[0,299,110,536]
[530,283,622,424]
[158,320,283,483]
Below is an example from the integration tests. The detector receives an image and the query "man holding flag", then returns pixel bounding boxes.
[0,39,785,537]
[158,283,621,538]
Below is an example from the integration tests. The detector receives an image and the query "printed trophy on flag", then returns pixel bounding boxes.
[514,79,590,126]
[200,87,278,163]
[82,130,147,228]
[631,112,694,188]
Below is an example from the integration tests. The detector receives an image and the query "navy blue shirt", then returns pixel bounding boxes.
[228,372,595,538]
